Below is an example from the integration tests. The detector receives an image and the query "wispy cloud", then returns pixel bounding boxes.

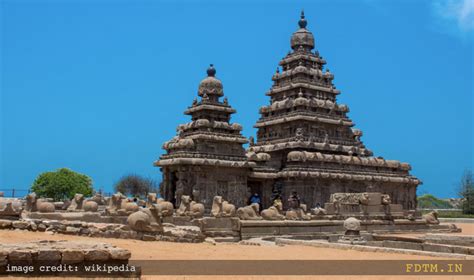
[432,0,474,35]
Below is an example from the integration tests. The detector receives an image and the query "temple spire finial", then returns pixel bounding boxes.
[207,64,216,77]
[298,10,307,29]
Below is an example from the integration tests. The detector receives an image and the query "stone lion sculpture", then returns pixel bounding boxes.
[25,193,55,213]
[358,192,370,214]
[422,211,439,224]
[285,207,311,220]
[83,200,99,212]
[121,199,139,213]
[176,195,204,218]
[211,196,236,218]
[381,194,391,215]
[156,198,174,217]
[147,193,158,207]
[91,193,106,205]
[261,200,285,220]
[127,206,162,232]
[381,194,391,205]
[67,193,84,211]
[106,192,138,215]
[108,192,125,212]
[236,203,262,220]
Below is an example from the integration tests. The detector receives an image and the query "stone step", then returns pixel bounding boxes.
[213,236,241,243]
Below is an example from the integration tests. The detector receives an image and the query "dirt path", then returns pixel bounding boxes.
[0,223,472,279]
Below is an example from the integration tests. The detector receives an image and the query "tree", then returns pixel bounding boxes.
[417,194,453,209]
[458,170,474,214]
[114,174,158,197]
[31,168,93,201]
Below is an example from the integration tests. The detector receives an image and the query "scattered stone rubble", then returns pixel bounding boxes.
[0,218,204,243]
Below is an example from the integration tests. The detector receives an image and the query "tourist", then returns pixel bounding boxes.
[272,193,282,207]
[288,191,301,209]
[248,193,261,206]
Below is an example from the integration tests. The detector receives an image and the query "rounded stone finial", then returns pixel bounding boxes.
[291,11,314,50]
[343,217,361,231]
[298,10,307,29]
[198,64,223,97]
[298,88,304,97]
[207,64,216,77]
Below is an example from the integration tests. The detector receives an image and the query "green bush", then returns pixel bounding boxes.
[31,168,93,201]
[114,174,158,198]
[458,170,474,215]
[417,194,453,209]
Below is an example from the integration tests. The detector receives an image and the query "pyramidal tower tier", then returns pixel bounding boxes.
[155,65,253,209]
[247,12,420,210]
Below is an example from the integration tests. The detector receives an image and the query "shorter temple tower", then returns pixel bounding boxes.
[155,65,254,210]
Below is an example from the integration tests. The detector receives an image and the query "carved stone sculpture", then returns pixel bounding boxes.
[91,193,106,205]
[106,192,125,214]
[285,208,311,220]
[25,193,38,212]
[176,195,204,218]
[147,193,158,207]
[127,207,163,232]
[83,200,99,212]
[122,200,139,213]
[422,211,440,224]
[211,196,236,217]
[338,217,366,245]
[236,203,262,220]
[106,192,138,215]
[358,193,369,215]
[261,200,285,220]
[381,194,391,215]
[67,193,84,211]
[25,193,55,213]
[156,198,174,217]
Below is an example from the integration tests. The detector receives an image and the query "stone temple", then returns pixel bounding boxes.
[155,12,420,212]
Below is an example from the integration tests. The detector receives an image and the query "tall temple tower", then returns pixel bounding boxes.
[247,12,420,210]
[155,65,254,210]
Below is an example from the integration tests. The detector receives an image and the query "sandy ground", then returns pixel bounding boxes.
[0,223,472,280]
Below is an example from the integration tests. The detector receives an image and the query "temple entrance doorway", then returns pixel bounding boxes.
[169,171,178,206]
[247,180,263,208]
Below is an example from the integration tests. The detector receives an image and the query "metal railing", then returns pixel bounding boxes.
[0,188,30,198]
[0,188,113,198]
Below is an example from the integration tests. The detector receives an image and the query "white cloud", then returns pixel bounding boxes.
[432,0,474,32]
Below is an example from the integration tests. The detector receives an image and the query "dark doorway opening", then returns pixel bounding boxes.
[170,171,178,206]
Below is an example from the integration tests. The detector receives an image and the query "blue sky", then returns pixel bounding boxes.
[1,0,473,198]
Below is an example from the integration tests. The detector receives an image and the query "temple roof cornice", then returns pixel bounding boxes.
[267,82,340,96]
[254,114,353,128]
[154,157,255,168]
[184,104,236,115]
[248,140,372,156]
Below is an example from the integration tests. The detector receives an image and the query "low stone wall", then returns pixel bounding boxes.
[25,212,128,224]
[375,240,474,255]
[0,240,136,277]
[0,219,204,243]
[438,218,474,224]
[275,238,474,260]
[240,219,457,239]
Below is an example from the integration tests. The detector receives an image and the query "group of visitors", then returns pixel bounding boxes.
[248,191,309,211]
